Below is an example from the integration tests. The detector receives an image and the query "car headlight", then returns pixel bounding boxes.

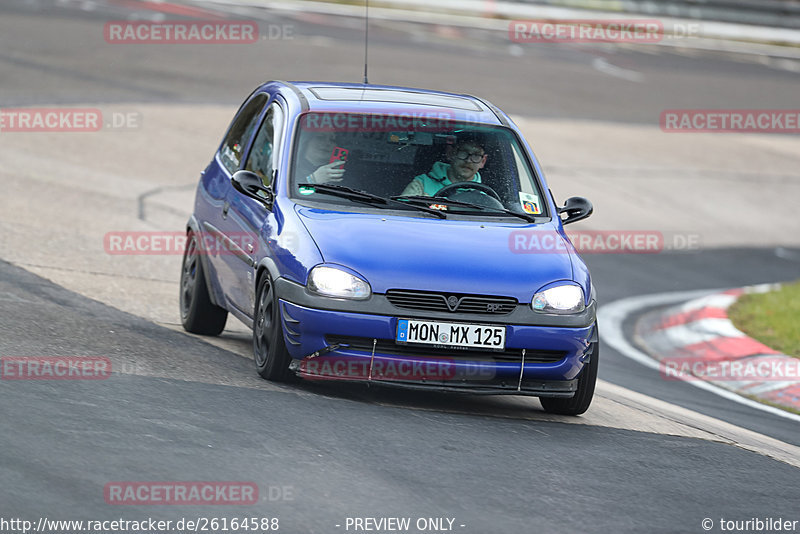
[532,284,585,314]
[307,265,371,300]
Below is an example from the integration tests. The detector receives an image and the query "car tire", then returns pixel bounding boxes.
[253,273,292,381]
[180,231,228,336]
[540,340,598,416]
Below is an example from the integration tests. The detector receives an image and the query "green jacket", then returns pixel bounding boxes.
[407,161,481,196]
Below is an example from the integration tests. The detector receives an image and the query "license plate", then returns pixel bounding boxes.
[396,319,506,350]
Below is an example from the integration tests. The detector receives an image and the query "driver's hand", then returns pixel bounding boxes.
[311,160,346,184]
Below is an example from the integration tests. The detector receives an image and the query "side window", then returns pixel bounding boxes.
[245,102,284,186]
[219,93,268,174]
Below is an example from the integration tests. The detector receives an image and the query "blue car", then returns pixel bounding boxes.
[180,81,598,415]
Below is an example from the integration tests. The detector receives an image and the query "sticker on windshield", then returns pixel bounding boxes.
[519,192,541,214]
[299,185,316,195]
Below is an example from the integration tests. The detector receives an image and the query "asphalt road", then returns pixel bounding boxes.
[2,0,799,121]
[2,259,799,532]
[1,0,799,532]
[591,248,800,446]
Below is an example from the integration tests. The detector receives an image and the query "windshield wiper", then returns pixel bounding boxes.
[298,183,446,218]
[392,195,538,223]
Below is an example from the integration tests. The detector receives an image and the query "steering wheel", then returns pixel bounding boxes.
[434,182,502,202]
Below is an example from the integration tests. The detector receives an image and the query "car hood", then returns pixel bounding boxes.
[296,206,575,302]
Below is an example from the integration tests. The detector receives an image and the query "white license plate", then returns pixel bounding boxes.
[396,319,506,350]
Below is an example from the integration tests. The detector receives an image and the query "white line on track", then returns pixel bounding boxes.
[591,57,644,82]
[775,247,800,261]
[598,289,800,423]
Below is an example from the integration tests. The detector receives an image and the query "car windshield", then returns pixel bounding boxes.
[290,112,548,219]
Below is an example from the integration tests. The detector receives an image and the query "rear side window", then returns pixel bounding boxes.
[219,93,268,174]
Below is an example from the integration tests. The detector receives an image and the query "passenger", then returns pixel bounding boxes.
[296,131,347,184]
[400,136,487,197]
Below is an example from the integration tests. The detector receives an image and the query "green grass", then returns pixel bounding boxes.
[728,280,800,359]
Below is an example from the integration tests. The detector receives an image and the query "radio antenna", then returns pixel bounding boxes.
[363,0,369,84]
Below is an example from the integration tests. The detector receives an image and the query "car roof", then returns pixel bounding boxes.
[267,81,507,126]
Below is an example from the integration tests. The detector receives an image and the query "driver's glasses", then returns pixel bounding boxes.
[454,149,484,163]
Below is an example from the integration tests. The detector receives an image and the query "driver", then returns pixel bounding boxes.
[400,136,487,197]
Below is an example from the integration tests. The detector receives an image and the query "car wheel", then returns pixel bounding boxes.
[180,231,228,335]
[253,274,292,381]
[540,340,598,416]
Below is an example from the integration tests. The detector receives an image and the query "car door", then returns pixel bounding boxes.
[202,92,269,312]
[221,97,286,316]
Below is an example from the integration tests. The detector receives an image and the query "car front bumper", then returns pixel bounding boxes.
[276,279,597,397]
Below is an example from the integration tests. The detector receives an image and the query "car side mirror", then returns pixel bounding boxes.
[558,196,593,225]
[231,170,273,207]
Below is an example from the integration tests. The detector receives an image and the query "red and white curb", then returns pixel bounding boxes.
[634,284,800,413]
[599,289,800,422]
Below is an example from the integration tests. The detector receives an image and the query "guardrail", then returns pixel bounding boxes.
[514,0,800,29]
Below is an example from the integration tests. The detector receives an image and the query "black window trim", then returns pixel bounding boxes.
[240,96,287,188]
[216,92,271,176]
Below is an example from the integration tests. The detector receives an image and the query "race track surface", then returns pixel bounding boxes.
[1,1,798,532]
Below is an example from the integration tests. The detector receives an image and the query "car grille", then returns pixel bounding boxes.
[385,289,518,315]
[326,336,566,364]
